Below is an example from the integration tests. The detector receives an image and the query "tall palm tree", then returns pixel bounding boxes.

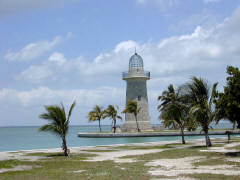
[186,77,218,147]
[88,105,104,132]
[103,105,122,133]
[39,101,76,156]
[158,84,190,144]
[122,100,141,132]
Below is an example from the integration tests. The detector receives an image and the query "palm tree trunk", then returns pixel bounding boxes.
[98,119,102,132]
[113,118,116,133]
[233,121,236,130]
[62,137,68,156]
[204,129,212,147]
[135,114,141,132]
[180,127,186,144]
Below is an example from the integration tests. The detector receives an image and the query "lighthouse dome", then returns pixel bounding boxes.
[129,53,144,69]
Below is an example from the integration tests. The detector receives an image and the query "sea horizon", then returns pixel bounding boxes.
[0,122,235,152]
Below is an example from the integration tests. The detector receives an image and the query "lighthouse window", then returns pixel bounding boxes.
[138,96,141,101]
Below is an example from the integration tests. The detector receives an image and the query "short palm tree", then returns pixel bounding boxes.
[158,84,190,144]
[186,77,218,147]
[122,100,141,132]
[88,105,104,132]
[162,119,179,130]
[103,105,122,133]
[39,101,76,156]
[158,84,176,109]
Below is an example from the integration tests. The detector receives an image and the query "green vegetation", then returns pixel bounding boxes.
[39,101,76,156]
[88,105,105,132]
[158,84,192,144]
[1,139,240,180]
[157,77,218,147]
[122,100,141,132]
[0,160,21,169]
[103,105,122,133]
[157,66,240,147]
[215,66,240,129]
[186,77,218,147]
[186,174,240,180]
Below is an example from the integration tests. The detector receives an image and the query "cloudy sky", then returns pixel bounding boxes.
[0,0,240,126]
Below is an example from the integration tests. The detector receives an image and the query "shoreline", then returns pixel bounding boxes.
[0,136,229,153]
[78,130,240,138]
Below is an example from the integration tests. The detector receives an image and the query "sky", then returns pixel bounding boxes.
[0,0,240,126]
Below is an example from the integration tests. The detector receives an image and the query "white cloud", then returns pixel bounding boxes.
[48,52,66,65]
[4,36,62,62]
[0,86,125,125]
[114,40,138,53]
[0,85,165,126]
[18,7,240,85]
[0,86,124,108]
[3,5,240,126]
[204,0,220,3]
[17,64,54,83]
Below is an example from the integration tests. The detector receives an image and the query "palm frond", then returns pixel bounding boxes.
[67,101,76,121]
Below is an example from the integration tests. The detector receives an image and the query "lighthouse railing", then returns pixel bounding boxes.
[122,71,150,78]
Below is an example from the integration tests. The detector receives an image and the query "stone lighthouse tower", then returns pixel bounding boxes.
[122,53,151,131]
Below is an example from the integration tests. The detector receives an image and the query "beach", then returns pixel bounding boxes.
[1,137,240,179]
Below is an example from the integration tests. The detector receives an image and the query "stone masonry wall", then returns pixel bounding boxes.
[123,78,151,131]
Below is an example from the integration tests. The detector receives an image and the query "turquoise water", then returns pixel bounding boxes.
[0,124,237,152]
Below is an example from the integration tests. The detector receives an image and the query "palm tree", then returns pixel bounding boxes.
[88,105,104,132]
[122,100,141,132]
[158,84,175,109]
[162,119,180,130]
[158,84,190,144]
[103,105,122,133]
[186,77,218,147]
[39,101,76,156]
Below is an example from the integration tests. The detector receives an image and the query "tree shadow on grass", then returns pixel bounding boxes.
[224,151,240,157]
[187,145,207,149]
[45,153,66,157]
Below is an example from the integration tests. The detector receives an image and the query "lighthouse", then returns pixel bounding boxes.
[122,53,151,131]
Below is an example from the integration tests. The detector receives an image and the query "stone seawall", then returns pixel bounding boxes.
[78,130,240,138]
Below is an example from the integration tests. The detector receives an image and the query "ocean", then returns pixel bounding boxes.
[0,123,236,152]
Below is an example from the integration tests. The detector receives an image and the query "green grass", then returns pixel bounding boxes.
[186,173,240,180]
[0,160,21,169]
[119,145,221,161]
[225,144,240,150]
[0,158,151,180]
[1,140,240,180]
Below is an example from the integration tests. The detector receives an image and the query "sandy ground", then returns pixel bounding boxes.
[200,142,240,153]
[147,156,240,177]
[84,149,166,163]
[1,138,240,179]
[0,139,199,161]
